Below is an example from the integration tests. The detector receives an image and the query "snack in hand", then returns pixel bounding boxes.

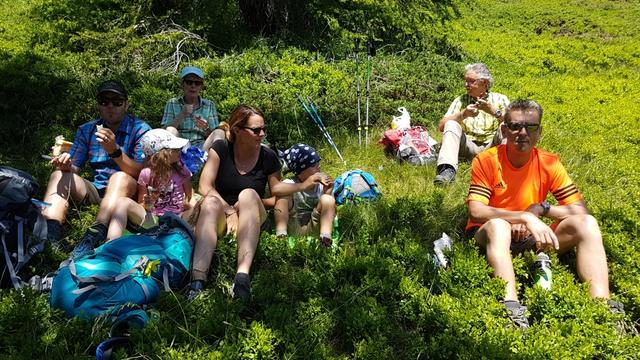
[52,135,73,156]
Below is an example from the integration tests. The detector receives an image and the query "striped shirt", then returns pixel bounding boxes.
[161,97,219,146]
[466,145,583,230]
[445,92,510,144]
[69,115,151,190]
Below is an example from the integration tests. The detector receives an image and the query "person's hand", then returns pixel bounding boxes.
[226,212,238,235]
[523,213,559,251]
[95,128,118,154]
[510,223,529,243]
[475,97,496,115]
[303,172,332,190]
[195,115,208,130]
[50,152,73,172]
[462,104,479,119]
[181,104,194,118]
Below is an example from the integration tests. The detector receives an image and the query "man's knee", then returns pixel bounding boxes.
[105,171,136,194]
[477,218,511,247]
[561,214,602,238]
[442,120,463,134]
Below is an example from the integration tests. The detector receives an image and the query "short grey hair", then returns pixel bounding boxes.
[505,99,544,123]
[465,63,493,88]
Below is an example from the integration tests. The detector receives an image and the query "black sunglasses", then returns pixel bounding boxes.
[184,79,203,86]
[504,122,540,132]
[242,126,267,135]
[97,99,125,107]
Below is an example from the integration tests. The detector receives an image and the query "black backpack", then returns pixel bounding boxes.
[0,166,48,288]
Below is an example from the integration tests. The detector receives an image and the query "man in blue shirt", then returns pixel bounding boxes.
[42,80,151,253]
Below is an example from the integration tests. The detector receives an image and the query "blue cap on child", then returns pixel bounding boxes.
[283,143,321,175]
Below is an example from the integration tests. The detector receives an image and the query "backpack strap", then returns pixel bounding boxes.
[1,226,24,289]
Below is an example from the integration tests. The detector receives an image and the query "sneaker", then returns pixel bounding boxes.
[232,272,251,300]
[504,300,530,329]
[433,165,456,185]
[607,299,638,335]
[71,223,107,259]
[186,280,205,301]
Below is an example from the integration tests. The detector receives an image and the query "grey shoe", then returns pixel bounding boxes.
[608,299,638,335]
[186,280,205,301]
[504,300,530,329]
[232,272,251,300]
[434,166,456,185]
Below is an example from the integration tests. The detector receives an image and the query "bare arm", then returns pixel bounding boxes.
[270,172,332,197]
[525,200,589,222]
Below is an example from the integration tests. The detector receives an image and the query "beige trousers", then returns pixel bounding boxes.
[436,120,503,169]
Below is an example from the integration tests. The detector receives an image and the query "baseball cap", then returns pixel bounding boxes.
[96,80,128,99]
[283,143,321,175]
[141,129,189,158]
[180,66,205,80]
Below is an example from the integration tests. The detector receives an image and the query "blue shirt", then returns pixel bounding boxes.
[69,114,151,189]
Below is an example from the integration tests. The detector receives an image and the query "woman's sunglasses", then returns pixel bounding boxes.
[242,126,267,135]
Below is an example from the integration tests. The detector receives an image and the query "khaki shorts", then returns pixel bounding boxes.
[82,179,105,204]
[288,208,321,236]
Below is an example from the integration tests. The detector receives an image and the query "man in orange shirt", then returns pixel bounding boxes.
[467,99,621,329]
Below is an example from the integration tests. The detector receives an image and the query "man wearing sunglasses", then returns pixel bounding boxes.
[434,63,510,185]
[466,100,622,329]
[42,80,151,253]
[162,66,224,150]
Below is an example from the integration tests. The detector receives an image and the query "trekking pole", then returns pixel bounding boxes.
[305,96,346,164]
[365,40,375,146]
[295,93,345,163]
[354,38,362,146]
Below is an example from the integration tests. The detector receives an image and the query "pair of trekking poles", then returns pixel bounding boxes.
[295,93,346,164]
[354,39,375,147]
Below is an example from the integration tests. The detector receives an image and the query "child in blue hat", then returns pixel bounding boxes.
[274,144,337,247]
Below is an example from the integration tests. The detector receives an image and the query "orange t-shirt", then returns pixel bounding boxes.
[466,145,583,230]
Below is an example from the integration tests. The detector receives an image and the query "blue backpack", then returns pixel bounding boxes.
[49,213,194,322]
[332,169,382,205]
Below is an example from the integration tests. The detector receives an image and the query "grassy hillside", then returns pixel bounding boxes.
[1,0,639,358]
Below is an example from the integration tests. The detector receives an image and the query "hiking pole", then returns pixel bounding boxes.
[354,38,362,146]
[295,93,346,163]
[305,96,346,164]
[365,40,375,146]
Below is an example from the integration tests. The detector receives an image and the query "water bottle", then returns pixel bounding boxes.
[534,252,552,290]
[331,215,339,241]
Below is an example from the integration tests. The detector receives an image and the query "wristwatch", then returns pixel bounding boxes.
[108,147,122,159]
[539,201,550,217]
[494,109,503,118]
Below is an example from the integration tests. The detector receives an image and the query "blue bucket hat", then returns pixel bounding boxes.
[180,66,204,80]
[283,143,321,175]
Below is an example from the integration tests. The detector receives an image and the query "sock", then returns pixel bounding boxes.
[504,300,522,309]
[46,219,63,242]
[319,232,331,240]
[275,229,288,237]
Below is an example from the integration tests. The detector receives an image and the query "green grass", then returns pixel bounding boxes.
[1,0,639,358]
